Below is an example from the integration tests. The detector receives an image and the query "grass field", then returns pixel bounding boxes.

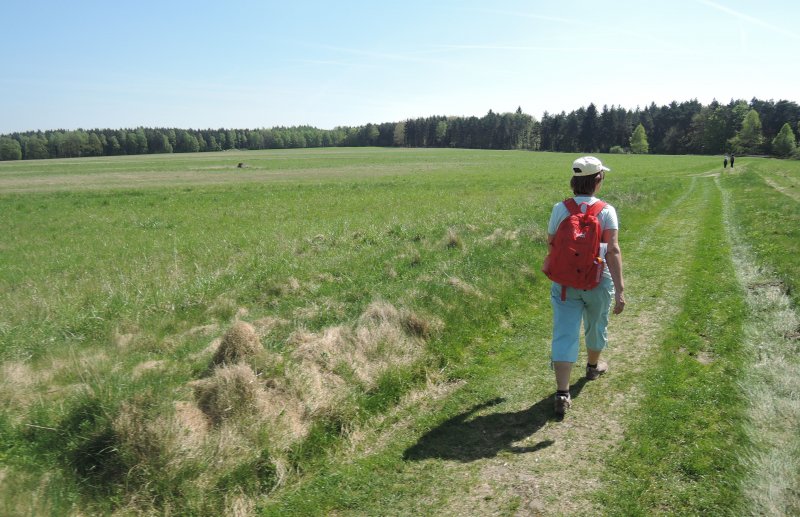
[1,148,798,516]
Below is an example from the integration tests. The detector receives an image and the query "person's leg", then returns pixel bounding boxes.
[587,348,602,365]
[554,362,572,391]
[551,283,584,391]
[582,276,613,377]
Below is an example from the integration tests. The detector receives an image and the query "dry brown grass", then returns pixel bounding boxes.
[354,302,425,384]
[408,247,422,267]
[2,351,109,418]
[208,296,238,317]
[113,398,173,465]
[316,272,337,283]
[286,277,302,292]
[184,323,220,337]
[394,247,422,268]
[725,210,800,514]
[254,380,309,449]
[264,301,434,441]
[252,316,288,334]
[286,326,353,418]
[401,311,434,340]
[266,277,302,297]
[113,331,136,349]
[132,360,165,378]
[520,265,538,283]
[172,401,211,449]
[0,362,42,424]
[108,299,435,505]
[447,276,484,298]
[482,228,519,244]
[112,398,208,478]
[194,363,261,425]
[292,298,346,322]
[523,224,548,244]
[444,228,463,249]
[0,468,55,517]
[223,489,256,517]
[1,361,36,390]
[212,322,262,366]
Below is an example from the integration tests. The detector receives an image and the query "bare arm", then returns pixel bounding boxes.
[602,229,625,314]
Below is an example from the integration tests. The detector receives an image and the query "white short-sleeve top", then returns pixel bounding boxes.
[547,196,618,235]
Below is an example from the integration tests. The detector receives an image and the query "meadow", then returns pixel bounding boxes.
[0,148,798,516]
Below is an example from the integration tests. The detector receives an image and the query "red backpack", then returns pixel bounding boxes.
[542,198,607,300]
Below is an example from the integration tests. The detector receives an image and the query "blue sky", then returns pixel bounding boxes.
[2,0,798,133]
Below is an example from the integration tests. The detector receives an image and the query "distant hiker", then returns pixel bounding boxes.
[723,154,729,169]
[730,154,735,168]
[237,162,244,168]
[542,156,625,416]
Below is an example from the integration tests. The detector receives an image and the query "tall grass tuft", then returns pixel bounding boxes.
[212,321,262,366]
[194,363,262,425]
[445,227,463,249]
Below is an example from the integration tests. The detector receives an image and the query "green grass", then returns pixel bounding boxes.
[719,161,800,516]
[256,156,699,516]
[721,159,800,306]
[599,176,748,515]
[0,149,795,515]
[1,148,569,514]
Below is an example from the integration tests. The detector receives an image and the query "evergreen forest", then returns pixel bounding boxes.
[1,98,799,161]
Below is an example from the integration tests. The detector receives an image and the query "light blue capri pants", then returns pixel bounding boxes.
[550,275,614,363]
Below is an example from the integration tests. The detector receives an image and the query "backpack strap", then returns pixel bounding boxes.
[564,198,606,217]
[586,200,607,217]
[563,198,580,215]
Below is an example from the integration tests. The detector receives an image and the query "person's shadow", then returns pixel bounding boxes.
[403,378,588,462]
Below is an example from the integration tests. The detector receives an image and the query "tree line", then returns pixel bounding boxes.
[1,97,799,161]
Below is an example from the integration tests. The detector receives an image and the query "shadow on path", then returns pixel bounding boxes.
[403,378,588,462]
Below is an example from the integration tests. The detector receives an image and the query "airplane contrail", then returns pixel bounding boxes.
[697,0,800,40]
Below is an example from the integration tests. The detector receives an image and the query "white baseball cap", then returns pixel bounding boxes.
[572,156,610,176]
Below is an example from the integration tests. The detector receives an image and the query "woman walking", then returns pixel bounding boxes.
[545,156,625,416]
